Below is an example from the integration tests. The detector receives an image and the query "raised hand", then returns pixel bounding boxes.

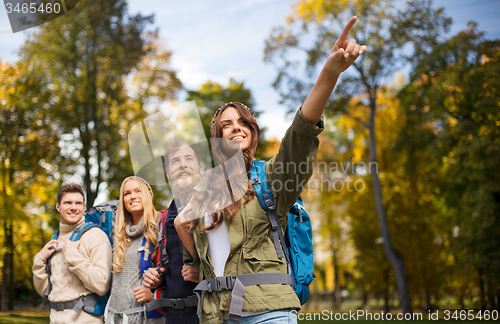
[40,240,59,259]
[301,16,367,125]
[324,16,367,75]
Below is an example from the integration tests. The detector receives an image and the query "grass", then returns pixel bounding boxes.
[0,309,49,324]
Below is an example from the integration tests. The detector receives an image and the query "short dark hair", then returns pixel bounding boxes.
[164,138,200,168]
[57,183,85,204]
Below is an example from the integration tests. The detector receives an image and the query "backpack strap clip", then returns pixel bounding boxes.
[249,177,260,185]
[263,196,275,211]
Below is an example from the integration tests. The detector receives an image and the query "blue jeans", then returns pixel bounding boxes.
[223,310,298,324]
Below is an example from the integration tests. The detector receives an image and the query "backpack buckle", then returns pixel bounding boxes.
[171,298,185,310]
[207,281,212,293]
[226,276,236,290]
[214,277,223,290]
[265,199,274,211]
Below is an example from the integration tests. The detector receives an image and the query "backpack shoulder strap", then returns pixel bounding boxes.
[44,230,60,298]
[156,209,169,270]
[51,230,59,240]
[249,160,274,209]
[139,237,154,275]
[69,223,100,242]
[249,160,288,261]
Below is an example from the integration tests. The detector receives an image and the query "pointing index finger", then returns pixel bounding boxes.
[338,16,357,43]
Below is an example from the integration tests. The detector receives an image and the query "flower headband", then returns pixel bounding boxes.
[210,102,257,129]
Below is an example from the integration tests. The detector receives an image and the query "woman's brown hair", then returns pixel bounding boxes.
[191,102,259,230]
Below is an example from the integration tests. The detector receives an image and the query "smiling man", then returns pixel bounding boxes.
[167,143,203,207]
[143,139,202,324]
[32,183,112,324]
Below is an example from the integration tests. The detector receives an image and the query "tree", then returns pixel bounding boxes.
[399,23,500,309]
[0,60,59,310]
[264,0,452,313]
[18,0,181,208]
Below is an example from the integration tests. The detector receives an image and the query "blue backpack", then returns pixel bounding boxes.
[42,200,117,315]
[138,236,165,318]
[249,160,315,304]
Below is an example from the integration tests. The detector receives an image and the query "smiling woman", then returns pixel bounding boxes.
[174,16,367,324]
[105,176,164,324]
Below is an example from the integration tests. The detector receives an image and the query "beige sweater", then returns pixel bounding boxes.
[33,217,112,324]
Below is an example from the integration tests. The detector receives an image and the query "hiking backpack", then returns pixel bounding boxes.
[144,209,198,314]
[249,159,315,304]
[192,160,316,321]
[43,200,118,315]
[136,236,165,319]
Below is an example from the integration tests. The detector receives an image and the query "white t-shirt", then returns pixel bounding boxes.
[204,211,230,277]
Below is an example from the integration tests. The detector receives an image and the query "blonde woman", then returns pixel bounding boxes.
[105,176,164,324]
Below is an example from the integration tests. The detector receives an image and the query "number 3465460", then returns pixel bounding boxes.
[5,2,62,14]
[444,310,499,321]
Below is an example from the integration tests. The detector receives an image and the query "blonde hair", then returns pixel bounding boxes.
[112,176,159,273]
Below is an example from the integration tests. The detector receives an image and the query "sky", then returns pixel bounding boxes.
[1,0,499,141]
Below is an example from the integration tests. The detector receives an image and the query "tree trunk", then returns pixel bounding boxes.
[479,268,486,311]
[496,280,500,311]
[368,93,412,314]
[384,268,390,313]
[332,251,341,309]
[1,160,15,311]
[1,218,7,312]
[6,219,14,310]
[487,280,496,310]
[459,291,465,310]
[361,282,368,308]
[424,288,432,312]
[2,208,14,311]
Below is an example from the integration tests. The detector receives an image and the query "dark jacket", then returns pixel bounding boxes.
[158,200,198,324]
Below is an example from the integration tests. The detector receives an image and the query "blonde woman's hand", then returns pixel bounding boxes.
[134,285,153,303]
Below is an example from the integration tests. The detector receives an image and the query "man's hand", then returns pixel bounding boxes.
[324,16,367,76]
[181,265,200,283]
[62,239,80,254]
[134,286,153,303]
[143,267,165,289]
[40,240,59,259]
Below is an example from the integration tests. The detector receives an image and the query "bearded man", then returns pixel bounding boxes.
[143,139,202,324]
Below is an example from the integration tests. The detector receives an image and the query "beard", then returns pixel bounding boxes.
[169,168,202,204]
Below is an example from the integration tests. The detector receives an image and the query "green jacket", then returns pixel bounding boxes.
[188,108,324,323]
